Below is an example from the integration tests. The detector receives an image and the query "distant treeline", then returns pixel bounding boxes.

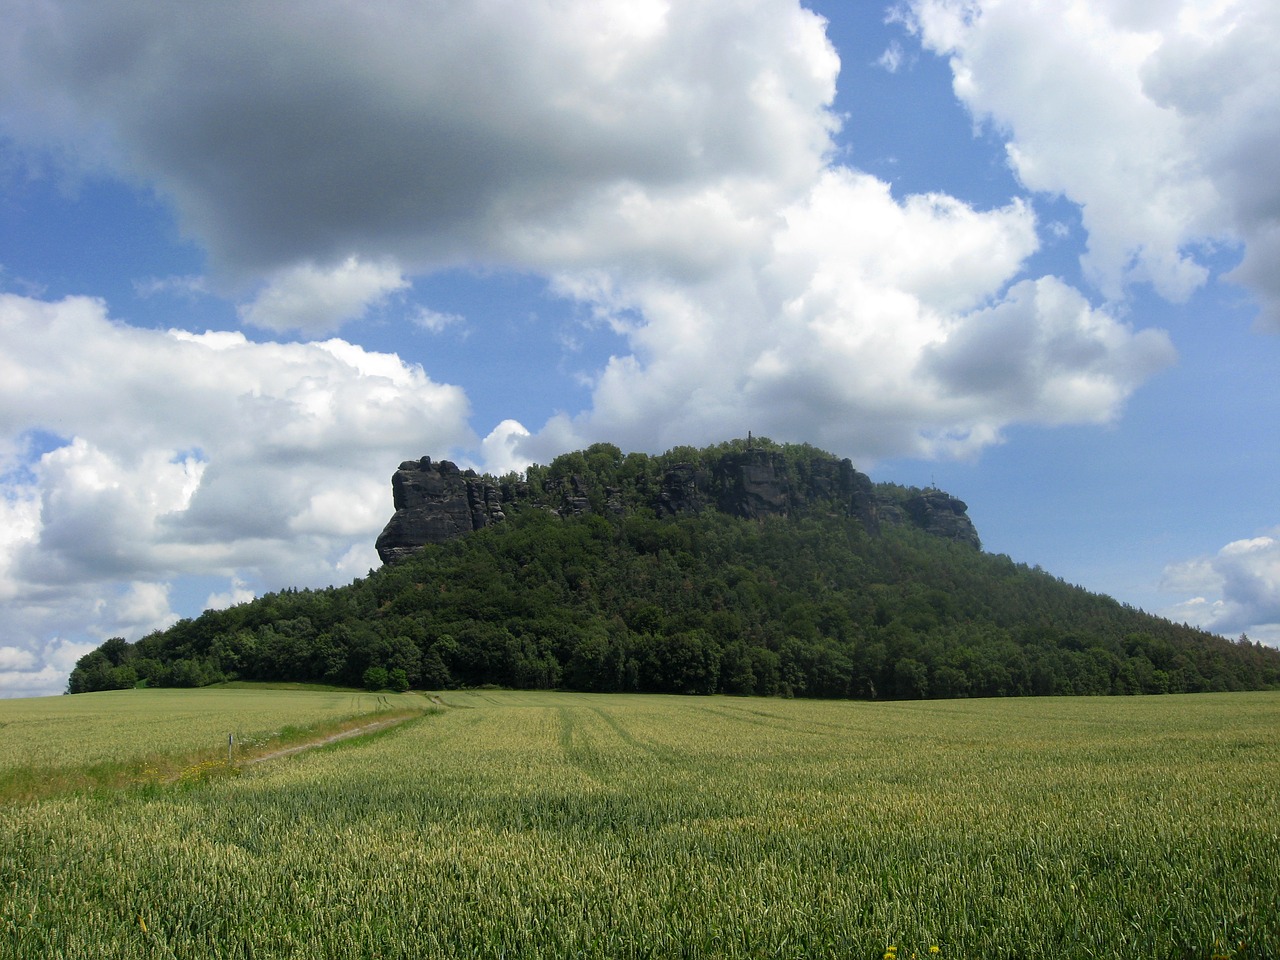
[70,501,1280,699]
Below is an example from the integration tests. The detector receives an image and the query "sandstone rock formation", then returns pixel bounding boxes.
[902,489,982,549]
[375,457,511,564]
[653,463,706,517]
[711,449,883,533]
[543,474,593,517]
[870,489,981,550]
[375,445,980,564]
[716,450,793,519]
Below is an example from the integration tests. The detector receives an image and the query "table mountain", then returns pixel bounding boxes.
[376,441,980,565]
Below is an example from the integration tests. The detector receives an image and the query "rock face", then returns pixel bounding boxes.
[375,458,511,564]
[870,489,980,550]
[544,474,593,517]
[902,489,981,549]
[654,463,707,517]
[712,449,881,533]
[716,450,793,519]
[376,445,980,564]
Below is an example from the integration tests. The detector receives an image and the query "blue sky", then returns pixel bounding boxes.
[2,0,1278,696]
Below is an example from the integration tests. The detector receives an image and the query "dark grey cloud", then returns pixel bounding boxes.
[4,0,836,278]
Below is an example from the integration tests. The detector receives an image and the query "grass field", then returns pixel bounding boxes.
[0,685,428,799]
[2,689,1277,959]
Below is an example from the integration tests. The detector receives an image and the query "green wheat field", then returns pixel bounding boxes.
[2,688,1277,959]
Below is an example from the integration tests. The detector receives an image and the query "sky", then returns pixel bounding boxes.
[1,0,1278,697]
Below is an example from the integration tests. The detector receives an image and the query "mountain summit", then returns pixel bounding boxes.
[377,441,980,564]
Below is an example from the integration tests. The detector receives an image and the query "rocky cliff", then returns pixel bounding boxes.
[375,457,518,564]
[376,444,980,564]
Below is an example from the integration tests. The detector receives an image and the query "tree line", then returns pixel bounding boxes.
[70,504,1280,699]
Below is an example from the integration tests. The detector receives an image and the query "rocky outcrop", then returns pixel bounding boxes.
[872,489,980,549]
[375,457,511,564]
[716,450,793,519]
[376,444,980,563]
[904,490,981,548]
[654,463,706,517]
[544,474,593,517]
[797,452,880,535]
[711,450,882,534]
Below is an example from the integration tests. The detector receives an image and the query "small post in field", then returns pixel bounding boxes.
[228,732,234,765]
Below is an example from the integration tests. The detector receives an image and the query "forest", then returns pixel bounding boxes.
[68,440,1280,699]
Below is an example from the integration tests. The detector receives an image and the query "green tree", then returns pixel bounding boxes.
[894,658,929,699]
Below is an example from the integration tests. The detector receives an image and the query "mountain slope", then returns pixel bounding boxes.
[69,439,1280,698]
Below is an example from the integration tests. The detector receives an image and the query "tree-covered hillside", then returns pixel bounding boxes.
[69,440,1280,699]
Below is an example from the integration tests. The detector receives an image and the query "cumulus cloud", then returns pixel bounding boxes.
[901,0,1280,325]
[0,292,472,695]
[477,420,535,477]
[0,0,837,281]
[206,577,255,612]
[414,307,466,335]
[511,169,1173,461]
[0,638,98,700]
[239,257,410,334]
[1162,531,1280,646]
[1,0,1182,466]
[0,647,37,671]
[111,581,181,636]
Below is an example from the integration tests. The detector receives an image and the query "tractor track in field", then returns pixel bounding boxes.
[243,708,431,765]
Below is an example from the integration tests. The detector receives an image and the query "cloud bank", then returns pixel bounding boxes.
[2,0,836,279]
[1,0,1214,466]
[0,293,470,694]
[523,169,1174,461]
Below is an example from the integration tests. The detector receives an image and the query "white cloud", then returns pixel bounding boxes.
[414,307,465,335]
[1162,530,1280,645]
[476,420,534,477]
[90,580,181,641]
[519,168,1173,462]
[333,542,381,581]
[877,41,906,73]
[239,257,409,334]
[26,439,205,584]
[0,292,473,696]
[206,577,255,612]
[0,484,40,602]
[0,646,37,671]
[0,637,98,699]
[902,0,1280,326]
[1,0,1183,468]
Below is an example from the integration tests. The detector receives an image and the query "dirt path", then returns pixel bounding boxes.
[243,713,418,765]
